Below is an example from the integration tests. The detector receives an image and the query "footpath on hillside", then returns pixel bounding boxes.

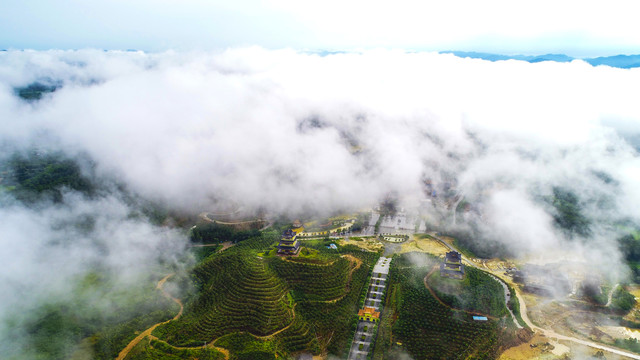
[116,274,184,360]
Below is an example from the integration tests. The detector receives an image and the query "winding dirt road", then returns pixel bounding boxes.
[116,275,232,360]
[116,274,183,360]
[117,268,299,359]
[512,289,640,359]
[429,233,640,360]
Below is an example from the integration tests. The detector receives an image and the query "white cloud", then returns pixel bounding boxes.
[1,46,640,356]
[0,191,189,355]
[1,49,640,332]
[2,49,639,215]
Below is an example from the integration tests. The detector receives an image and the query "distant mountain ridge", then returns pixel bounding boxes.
[443,51,640,69]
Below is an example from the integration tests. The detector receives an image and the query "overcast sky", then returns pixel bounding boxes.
[2,0,640,56]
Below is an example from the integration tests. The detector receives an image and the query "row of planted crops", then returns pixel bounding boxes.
[388,253,501,360]
[142,234,380,359]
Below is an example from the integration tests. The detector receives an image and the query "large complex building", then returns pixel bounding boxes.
[370,210,426,236]
[277,229,300,255]
[440,251,465,279]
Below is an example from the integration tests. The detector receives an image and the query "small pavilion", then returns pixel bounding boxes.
[358,307,380,322]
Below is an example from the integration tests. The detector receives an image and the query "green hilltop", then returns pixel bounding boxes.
[144,232,380,359]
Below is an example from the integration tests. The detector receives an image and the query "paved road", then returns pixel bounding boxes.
[511,288,640,359]
[487,272,522,328]
[429,233,640,360]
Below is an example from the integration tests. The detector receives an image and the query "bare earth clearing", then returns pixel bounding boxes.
[399,235,449,256]
[340,238,384,252]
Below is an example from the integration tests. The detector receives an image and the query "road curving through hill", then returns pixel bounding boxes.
[429,233,640,360]
[116,274,183,360]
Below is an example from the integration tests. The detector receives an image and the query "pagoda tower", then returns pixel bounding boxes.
[277,229,300,255]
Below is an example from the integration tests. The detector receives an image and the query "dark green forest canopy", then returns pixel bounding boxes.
[611,286,637,312]
[190,222,260,244]
[550,187,591,237]
[5,151,95,202]
[14,81,60,101]
[440,229,512,259]
[618,229,640,282]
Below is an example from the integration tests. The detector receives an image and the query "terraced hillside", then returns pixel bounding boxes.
[288,242,380,356]
[125,338,225,360]
[150,235,379,358]
[270,256,351,301]
[156,251,293,345]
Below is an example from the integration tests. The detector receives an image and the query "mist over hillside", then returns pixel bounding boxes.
[1,48,640,357]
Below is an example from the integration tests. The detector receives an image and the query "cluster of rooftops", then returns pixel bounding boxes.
[277,221,465,284]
